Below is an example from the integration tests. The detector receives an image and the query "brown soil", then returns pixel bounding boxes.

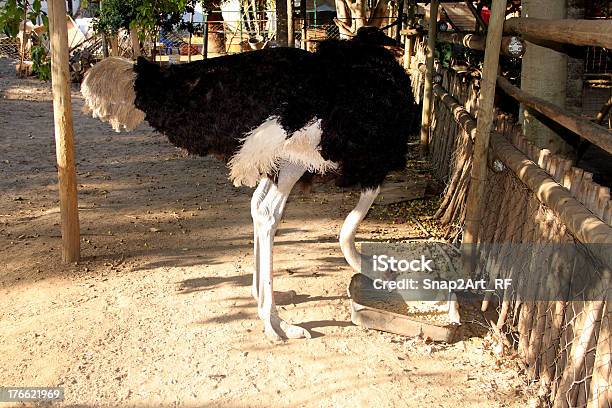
[0,58,529,408]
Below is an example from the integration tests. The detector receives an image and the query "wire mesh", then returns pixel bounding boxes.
[423,39,611,405]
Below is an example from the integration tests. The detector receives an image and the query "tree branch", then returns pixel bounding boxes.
[333,17,355,36]
[367,0,388,27]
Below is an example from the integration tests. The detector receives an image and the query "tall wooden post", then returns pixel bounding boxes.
[48,0,80,262]
[188,9,194,62]
[19,0,29,78]
[462,0,506,274]
[419,0,439,157]
[396,0,404,43]
[276,0,288,46]
[287,0,295,47]
[403,0,415,69]
[202,11,209,59]
[300,0,308,50]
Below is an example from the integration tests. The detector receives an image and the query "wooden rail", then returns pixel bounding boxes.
[490,133,612,266]
[404,31,524,57]
[433,83,476,139]
[437,32,525,57]
[504,17,612,49]
[497,77,612,155]
[432,74,612,226]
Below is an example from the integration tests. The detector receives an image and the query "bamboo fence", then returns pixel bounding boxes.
[411,36,611,407]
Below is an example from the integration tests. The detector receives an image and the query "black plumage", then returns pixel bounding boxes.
[90,30,417,189]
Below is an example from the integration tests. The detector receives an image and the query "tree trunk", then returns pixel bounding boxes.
[520,0,571,155]
[334,0,388,39]
[110,35,119,57]
[130,28,140,59]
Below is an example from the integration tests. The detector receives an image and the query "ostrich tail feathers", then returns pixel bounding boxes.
[81,57,145,132]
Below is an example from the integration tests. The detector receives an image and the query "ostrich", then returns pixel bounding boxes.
[81,27,417,341]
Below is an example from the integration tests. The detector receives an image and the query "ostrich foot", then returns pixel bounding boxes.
[251,287,297,304]
[262,313,311,341]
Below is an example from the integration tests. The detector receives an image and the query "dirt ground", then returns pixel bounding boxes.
[0,58,529,407]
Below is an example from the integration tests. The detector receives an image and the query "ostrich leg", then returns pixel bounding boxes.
[339,188,380,272]
[251,178,271,300]
[251,178,298,304]
[255,161,310,341]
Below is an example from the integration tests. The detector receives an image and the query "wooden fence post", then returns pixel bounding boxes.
[462,0,506,274]
[202,11,209,59]
[276,0,288,46]
[18,0,29,78]
[396,0,404,43]
[419,0,439,157]
[300,0,308,49]
[403,0,415,69]
[187,9,194,62]
[48,0,80,262]
[287,0,295,48]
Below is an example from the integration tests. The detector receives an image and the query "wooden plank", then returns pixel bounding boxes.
[504,17,612,49]
[596,187,610,220]
[497,77,612,155]
[604,202,612,226]
[48,0,80,262]
[586,180,599,214]
[578,172,594,206]
[419,0,440,156]
[548,155,559,180]
[462,0,507,273]
[376,181,427,205]
[559,159,573,189]
[569,167,584,197]
[539,149,552,172]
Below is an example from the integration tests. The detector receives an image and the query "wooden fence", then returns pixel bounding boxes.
[406,5,611,406]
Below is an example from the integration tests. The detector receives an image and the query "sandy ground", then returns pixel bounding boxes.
[0,58,529,407]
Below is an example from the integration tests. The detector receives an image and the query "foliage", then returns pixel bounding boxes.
[0,0,47,37]
[93,0,139,34]
[94,0,211,36]
[31,44,51,80]
[435,42,452,69]
[135,0,188,35]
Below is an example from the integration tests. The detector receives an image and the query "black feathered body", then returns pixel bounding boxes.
[131,41,415,189]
